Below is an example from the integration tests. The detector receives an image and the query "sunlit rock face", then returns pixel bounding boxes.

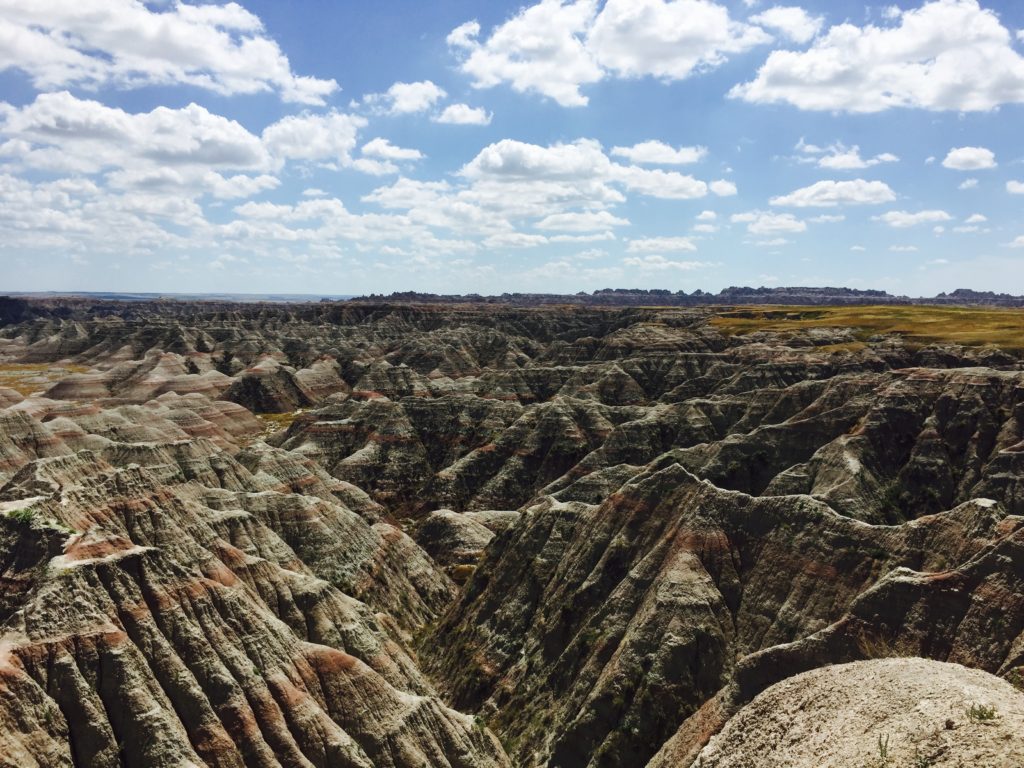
[1,297,1023,767]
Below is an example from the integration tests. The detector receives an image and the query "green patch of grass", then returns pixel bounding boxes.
[6,507,35,524]
[966,702,998,723]
[709,305,1024,351]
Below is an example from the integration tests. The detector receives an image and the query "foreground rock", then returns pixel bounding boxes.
[693,658,1024,767]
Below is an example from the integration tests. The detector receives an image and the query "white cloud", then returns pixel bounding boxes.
[462,137,716,201]
[626,236,697,253]
[361,138,423,161]
[433,104,493,125]
[610,165,708,199]
[731,0,1024,112]
[463,138,610,180]
[709,179,738,196]
[610,141,707,165]
[874,210,952,228]
[0,92,303,200]
[965,213,987,224]
[959,178,979,190]
[693,223,717,233]
[809,214,845,223]
[0,0,336,104]
[448,0,770,107]
[535,210,630,231]
[889,245,919,252]
[549,231,616,242]
[942,146,996,170]
[696,210,717,221]
[623,254,710,270]
[731,210,806,234]
[872,208,950,227]
[1010,236,1024,248]
[262,111,366,167]
[808,143,899,170]
[851,245,867,251]
[589,0,771,81]
[351,158,399,176]
[446,3,602,107]
[749,6,823,44]
[365,80,447,114]
[1007,180,1024,194]
[484,232,549,248]
[770,179,896,207]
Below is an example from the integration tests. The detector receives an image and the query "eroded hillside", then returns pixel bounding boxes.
[0,298,1022,767]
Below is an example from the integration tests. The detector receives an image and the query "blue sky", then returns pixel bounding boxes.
[2,0,1024,296]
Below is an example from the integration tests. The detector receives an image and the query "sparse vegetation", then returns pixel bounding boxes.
[710,305,1024,351]
[6,507,36,524]
[1006,668,1024,693]
[856,628,916,660]
[0,362,90,396]
[966,703,998,723]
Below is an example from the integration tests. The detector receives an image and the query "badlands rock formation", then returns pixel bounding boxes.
[0,296,1022,767]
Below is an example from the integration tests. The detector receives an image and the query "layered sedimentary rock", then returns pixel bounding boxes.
[1,297,1024,767]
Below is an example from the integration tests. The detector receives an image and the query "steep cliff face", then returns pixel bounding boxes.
[1,299,1023,767]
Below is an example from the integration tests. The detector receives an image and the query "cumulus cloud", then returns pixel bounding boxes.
[749,6,823,44]
[874,210,952,228]
[731,210,806,234]
[364,81,447,114]
[626,236,697,253]
[770,179,896,207]
[484,232,549,248]
[623,254,710,270]
[1011,236,1024,248]
[535,210,630,231]
[0,0,336,104]
[361,138,424,161]
[1,91,277,181]
[448,0,770,107]
[461,137,718,202]
[433,104,492,125]
[965,213,987,224]
[731,0,1024,112]
[262,111,366,167]
[889,245,919,252]
[610,141,707,165]
[1008,180,1024,194]
[959,178,979,190]
[799,141,899,170]
[610,165,708,199]
[587,0,770,80]
[942,146,996,170]
[710,179,738,196]
[696,210,717,221]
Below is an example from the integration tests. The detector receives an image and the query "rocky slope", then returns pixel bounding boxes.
[1,297,1023,767]
[691,658,1024,767]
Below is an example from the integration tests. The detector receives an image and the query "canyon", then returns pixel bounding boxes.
[0,296,1022,767]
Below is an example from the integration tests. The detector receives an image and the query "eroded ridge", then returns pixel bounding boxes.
[0,297,1022,767]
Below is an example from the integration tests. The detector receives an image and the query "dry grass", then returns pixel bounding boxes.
[710,305,1024,351]
[0,363,91,397]
[255,411,302,438]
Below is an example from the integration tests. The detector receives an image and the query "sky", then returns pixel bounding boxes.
[2,0,1024,297]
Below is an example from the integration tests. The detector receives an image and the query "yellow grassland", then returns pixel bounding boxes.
[710,305,1024,351]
